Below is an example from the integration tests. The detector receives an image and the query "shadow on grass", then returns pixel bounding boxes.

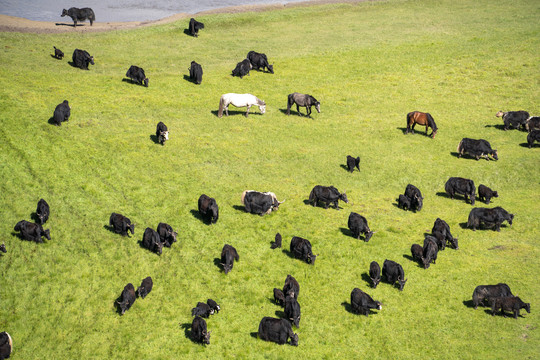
[274,310,285,318]
[103,225,119,235]
[403,254,424,268]
[232,205,246,213]
[342,301,382,316]
[281,249,295,260]
[213,258,223,272]
[149,134,162,145]
[462,299,476,309]
[484,124,506,131]
[339,227,354,238]
[278,108,312,118]
[340,164,353,172]
[183,74,200,84]
[55,22,84,27]
[250,332,259,339]
[360,273,374,287]
[50,54,63,60]
[47,117,60,126]
[211,110,264,118]
[30,212,39,223]
[519,142,536,148]
[182,29,192,36]
[121,78,140,86]
[436,192,451,199]
[190,209,212,225]
[180,322,199,343]
[397,127,407,134]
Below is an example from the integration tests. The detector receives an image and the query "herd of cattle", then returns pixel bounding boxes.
[1,10,535,355]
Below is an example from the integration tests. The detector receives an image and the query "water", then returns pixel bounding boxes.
[0,0,309,22]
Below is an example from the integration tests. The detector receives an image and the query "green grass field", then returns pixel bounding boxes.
[0,0,539,358]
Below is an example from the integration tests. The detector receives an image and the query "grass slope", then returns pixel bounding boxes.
[0,0,539,358]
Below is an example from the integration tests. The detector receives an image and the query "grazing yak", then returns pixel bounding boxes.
[258,317,298,346]
[422,238,438,269]
[247,51,274,73]
[527,130,540,148]
[271,233,282,249]
[382,260,407,291]
[467,207,514,231]
[157,222,177,247]
[397,194,412,211]
[241,190,284,215]
[61,7,95,26]
[274,288,285,306]
[142,227,163,255]
[191,316,211,345]
[457,138,498,160]
[189,61,203,84]
[232,58,252,78]
[411,244,424,264]
[369,261,381,288]
[53,100,70,126]
[496,110,529,130]
[53,46,64,59]
[198,194,219,224]
[525,116,540,132]
[125,65,148,87]
[72,49,94,70]
[286,92,321,117]
[431,218,458,249]
[284,296,301,328]
[0,332,12,359]
[445,177,476,205]
[136,277,153,299]
[290,236,317,264]
[472,283,513,310]
[309,185,348,209]
[191,302,214,318]
[491,296,530,319]
[346,155,360,173]
[36,198,50,225]
[404,184,423,211]
[188,18,204,37]
[109,213,134,236]
[155,122,169,145]
[117,283,136,315]
[283,275,300,300]
[348,212,373,242]
[14,220,50,243]
[207,299,220,313]
[350,288,382,316]
[0,243,6,254]
[478,184,498,204]
[221,244,239,274]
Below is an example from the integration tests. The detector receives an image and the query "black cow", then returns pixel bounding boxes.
[369,261,381,288]
[274,288,285,306]
[0,243,6,254]
[478,184,498,204]
[496,110,530,130]
[258,317,298,346]
[157,222,177,247]
[350,288,382,316]
[126,65,148,87]
[109,213,134,236]
[191,302,214,318]
[290,236,317,264]
[404,184,423,211]
[283,275,299,300]
[14,220,50,243]
[431,218,458,249]
[425,234,445,251]
[472,283,513,309]
[72,49,94,70]
[491,296,530,318]
[284,296,301,328]
[221,244,239,274]
[411,244,423,264]
[467,207,514,231]
[136,276,153,299]
[242,190,284,215]
[232,58,252,78]
[525,116,540,132]
[382,260,407,290]
[247,51,274,73]
[117,283,136,315]
[191,316,211,345]
[309,185,348,209]
[527,130,540,148]
[53,100,70,126]
[457,138,498,161]
[445,177,476,205]
[207,299,220,313]
[142,227,163,255]
[397,194,412,211]
[271,233,282,249]
[61,7,95,26]
[189,61,203,84]
[188,18,204,37]
[348,212,373,242]
[53,46,64,59]
[36,198,50,225]
[198,194,219,224]
[0,332,12,360]
[422,238,438,269]
[346,155,360,173]
[155,122,169,145]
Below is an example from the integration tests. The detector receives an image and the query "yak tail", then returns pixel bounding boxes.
[308,188,316,204]
[457,139,464,154]
[218,96,225,118]
[286,94,294,114]
[466,211,477,229]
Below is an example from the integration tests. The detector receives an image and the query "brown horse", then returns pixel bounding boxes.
[406,111,438,138]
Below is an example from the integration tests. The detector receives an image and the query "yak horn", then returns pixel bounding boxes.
[278,200,286,204]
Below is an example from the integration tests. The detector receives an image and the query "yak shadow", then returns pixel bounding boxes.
[180,322,198,343]
[274,310,285,318]
[47,117,61,126]
[341,301,354,314]
[122,78,142,86]
[484,124,506,131]
[340,164,352,172]
[459,222,469,229]
[281,249,295,260]
[436,192,451,199]
[190,209,212,225]
[462,299,476,309]
[50,54,63,60]
[30,212,39,223]
[250,332,259,339]
[303,200,312,206]
[183,74,200,84]
[183,29,193,36]
[403,254,424,268]
[519,142,536,148]
[103,224,119,235]
[213,258,223,272]
[149,134,161,144]
[450,152,488,160]
[339,227,354,238]
[232,205,246,213]
[361,273,374,287]
[55,22,84,27]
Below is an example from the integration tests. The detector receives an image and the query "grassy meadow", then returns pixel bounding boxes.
[0,0,539,358]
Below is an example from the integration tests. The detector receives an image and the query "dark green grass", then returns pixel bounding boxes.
[0,0,539,358]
